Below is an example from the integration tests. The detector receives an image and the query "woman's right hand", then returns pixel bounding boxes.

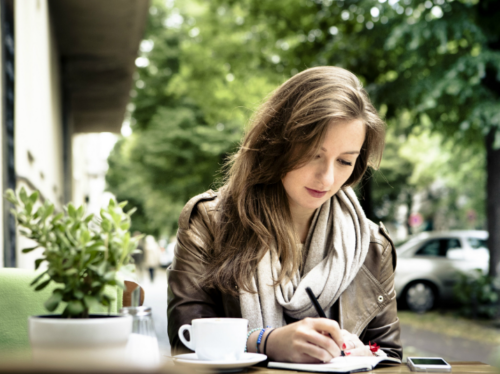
[265,318,345,363]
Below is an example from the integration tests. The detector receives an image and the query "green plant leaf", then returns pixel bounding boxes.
[30,271,48,286]
[41,204,54,221]
[83,295,99,310]
[65,268,77,276]
[33,206,42,219]
[119,265,136,281]
[120,221,130,231]
[67,300,85,316]
[19,187,28,204]
[67,203,76,219]
[34,258,44,270]
[22,246,38,253]
[88,245,106,252]
[80,229,91,245]
[44,292,62,312]
[19,229,31,237]
[74,290,84,299]
[100,210,112,221]
[101,220,111,232]
[118,201,128,209]
[97,263,106,276]
[52,212,64,223]
[100,294,112,307]
[127,207,137,216]
[34,279,51,291]
[29,191,39,204]
[118,277,127,290]
[77,206,84,219]
[104,271,116,281]
[4,189,19,205]
[25,201,33,215]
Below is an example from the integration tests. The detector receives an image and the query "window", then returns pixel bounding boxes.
[416,238,462,257]
[416,240,441,256]
[467,238,488,250]
[446,239,461,251]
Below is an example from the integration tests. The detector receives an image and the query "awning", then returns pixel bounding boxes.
[49,0,149,133]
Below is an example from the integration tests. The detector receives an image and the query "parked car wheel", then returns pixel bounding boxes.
[404,281,436,313]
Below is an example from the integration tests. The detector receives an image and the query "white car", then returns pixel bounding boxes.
[395,230,489,312]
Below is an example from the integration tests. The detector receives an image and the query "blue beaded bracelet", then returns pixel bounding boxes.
[257,326,271,353]
[256,328,266,353]
[244,328,261,352]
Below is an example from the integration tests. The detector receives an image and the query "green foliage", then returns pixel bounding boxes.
[107,106,239,235]
[372,124,486,228]
[106,0,244,235]
[106,0,497,236]
[453,269,500,319]
[5,187,140,318]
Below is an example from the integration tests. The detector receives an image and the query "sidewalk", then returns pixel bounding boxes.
[399,311,500,365]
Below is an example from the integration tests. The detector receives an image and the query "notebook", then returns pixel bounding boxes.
[268,355,401,373]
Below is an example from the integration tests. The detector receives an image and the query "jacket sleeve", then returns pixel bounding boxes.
[359,230,403,360]
[167,194,224,355]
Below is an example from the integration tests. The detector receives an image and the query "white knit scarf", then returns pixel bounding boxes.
[240,187,370,330]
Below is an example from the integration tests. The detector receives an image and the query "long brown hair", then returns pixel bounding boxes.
[201,66,386,296]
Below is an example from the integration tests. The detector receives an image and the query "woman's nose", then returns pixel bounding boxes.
[318,162,334,187]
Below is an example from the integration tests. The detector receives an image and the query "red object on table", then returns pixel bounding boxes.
[369,341,380,353]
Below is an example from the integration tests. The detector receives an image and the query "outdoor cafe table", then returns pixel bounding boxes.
[0,361,498,373]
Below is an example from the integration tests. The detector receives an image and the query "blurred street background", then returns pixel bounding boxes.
[5,0,500,366]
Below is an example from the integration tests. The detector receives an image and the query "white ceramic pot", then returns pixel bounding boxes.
[29,315,132,365]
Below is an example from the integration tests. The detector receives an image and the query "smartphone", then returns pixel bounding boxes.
[407,357,452,372]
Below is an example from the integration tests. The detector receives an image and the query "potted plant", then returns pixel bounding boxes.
[5,187,141,363]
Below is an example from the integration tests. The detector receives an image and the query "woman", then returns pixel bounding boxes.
[167,66,402,362]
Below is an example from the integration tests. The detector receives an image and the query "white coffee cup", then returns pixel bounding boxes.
[178,318,248,361]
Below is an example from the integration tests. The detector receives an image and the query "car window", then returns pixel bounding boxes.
[446,238,461,250]
[416,240,441,256]
[467,238,488,250]
[415,238,461,257]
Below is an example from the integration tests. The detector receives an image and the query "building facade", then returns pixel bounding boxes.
[0,0,148,268]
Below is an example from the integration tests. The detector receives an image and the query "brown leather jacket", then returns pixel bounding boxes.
[167,190,403,359]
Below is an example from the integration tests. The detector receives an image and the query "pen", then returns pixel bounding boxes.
[305,287,345,357]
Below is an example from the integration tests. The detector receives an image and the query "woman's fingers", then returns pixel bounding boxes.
[306,318,344,352]
[345,345,374,357]
[343,339,357,350]
[297,340,335,363]
[305,329,342,358]
[339,329,363,350]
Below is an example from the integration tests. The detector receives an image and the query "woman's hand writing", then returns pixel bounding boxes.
[264,318,345,363]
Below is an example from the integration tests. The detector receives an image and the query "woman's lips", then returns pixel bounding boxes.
[306,187,327,198]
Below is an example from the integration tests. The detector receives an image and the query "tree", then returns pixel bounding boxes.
[106,0,243,236]
[107,0,497,254]
[374,0,500,275]
[203,0,499,271]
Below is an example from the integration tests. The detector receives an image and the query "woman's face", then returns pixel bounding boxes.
[282,119,366,220]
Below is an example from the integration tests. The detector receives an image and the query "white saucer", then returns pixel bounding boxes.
[173,352,267,371]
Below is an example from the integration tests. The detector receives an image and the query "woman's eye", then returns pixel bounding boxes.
[339,159,353,166]
[315,154,321,159]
